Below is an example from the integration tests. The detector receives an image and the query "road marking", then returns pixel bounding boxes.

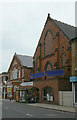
[26,114,33,117]
[4,107,8,109]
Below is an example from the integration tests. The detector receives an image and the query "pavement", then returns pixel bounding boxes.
[27,103,76,113]
[2,99,76,113]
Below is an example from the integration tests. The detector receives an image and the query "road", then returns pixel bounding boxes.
[2,99,75,118]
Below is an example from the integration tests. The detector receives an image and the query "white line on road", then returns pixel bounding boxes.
[26,114,33,117]
[4,107,8,110]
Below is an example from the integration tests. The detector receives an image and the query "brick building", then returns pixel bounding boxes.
[8,53,33,99]
[0,72,8,99]
[70,37,77,107]
[29,14,76,104]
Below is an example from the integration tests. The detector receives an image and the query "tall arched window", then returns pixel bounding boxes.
[31,87,39,102]
[19,69,21,78]
[61,46,66,67]
[44,30,53,56]
[12,68,17,79]
[44,61,52,71]
[42,86,54,101]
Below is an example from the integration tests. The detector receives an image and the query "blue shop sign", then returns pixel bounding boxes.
[30,69,64,79]
[70,76,77,82]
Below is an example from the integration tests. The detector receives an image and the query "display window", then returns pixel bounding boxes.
[75,83,77,103]
[7,87,12,99]
[42,86,54,101]
[22,91,25,102]
[16,91,19,102]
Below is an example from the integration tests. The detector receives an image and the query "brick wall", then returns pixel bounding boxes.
[33,16,72,75]
[8,54,33,99]
[33,15,72,103]
[72,39,77,76]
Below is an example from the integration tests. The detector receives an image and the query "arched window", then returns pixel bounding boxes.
[31,87,39,95]
[61,46,66,67]
[31,87,39,102]
[44,61,52,71]
[18,68,21,78]
[42,86,54,101]
[12,68,17,79]
[10,72,12,80]
[44,30,53,56]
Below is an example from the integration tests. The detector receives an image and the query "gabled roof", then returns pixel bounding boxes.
[53,19,77,40]
[16,54,33,68]
[33,14,77,57]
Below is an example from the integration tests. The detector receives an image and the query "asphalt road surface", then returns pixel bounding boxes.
[2,99,75,118]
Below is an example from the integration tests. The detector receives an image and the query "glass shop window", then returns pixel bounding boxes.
[75,83,77,103]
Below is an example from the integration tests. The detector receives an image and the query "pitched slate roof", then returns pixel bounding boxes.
[34,14,77,57]
[52,19,77,40]
[16,54,33,68]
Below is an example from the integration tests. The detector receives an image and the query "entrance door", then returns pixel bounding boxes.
[42,86,54,102]
[31,87,39,102]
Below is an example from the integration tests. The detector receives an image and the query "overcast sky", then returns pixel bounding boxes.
[0,0,76,73]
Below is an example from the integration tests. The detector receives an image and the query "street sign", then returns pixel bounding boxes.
[20,82,33,86]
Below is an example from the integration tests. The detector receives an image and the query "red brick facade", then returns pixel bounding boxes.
[8,53,33,99]
[7,14,72,104]
[31,14,72,104]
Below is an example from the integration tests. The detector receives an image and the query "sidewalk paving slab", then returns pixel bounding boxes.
[26,103,76,113]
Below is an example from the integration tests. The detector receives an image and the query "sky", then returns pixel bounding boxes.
[0,0,76,73]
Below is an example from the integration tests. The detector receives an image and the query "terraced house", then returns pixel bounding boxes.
[30,14,77,104]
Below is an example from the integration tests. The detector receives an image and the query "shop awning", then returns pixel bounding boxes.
[30,69,64,79]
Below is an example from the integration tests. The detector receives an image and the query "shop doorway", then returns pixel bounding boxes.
[31,87,39,102]
[42,86,54,102]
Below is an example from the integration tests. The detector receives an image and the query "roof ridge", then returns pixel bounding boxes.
[16,53,33,67]
[50,16,76,28]
[16,53,33,58]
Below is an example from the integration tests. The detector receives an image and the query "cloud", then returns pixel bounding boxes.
[1,2,75,73]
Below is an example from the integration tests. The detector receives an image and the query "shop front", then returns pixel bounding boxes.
[16,89,38,103]
[17,89,27,103]
[7,85,13,99]
[14,85,19,100]
[30,69,64,104]
[70,76,77,107]
[20,82,39,103]
[42,86,54,102]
